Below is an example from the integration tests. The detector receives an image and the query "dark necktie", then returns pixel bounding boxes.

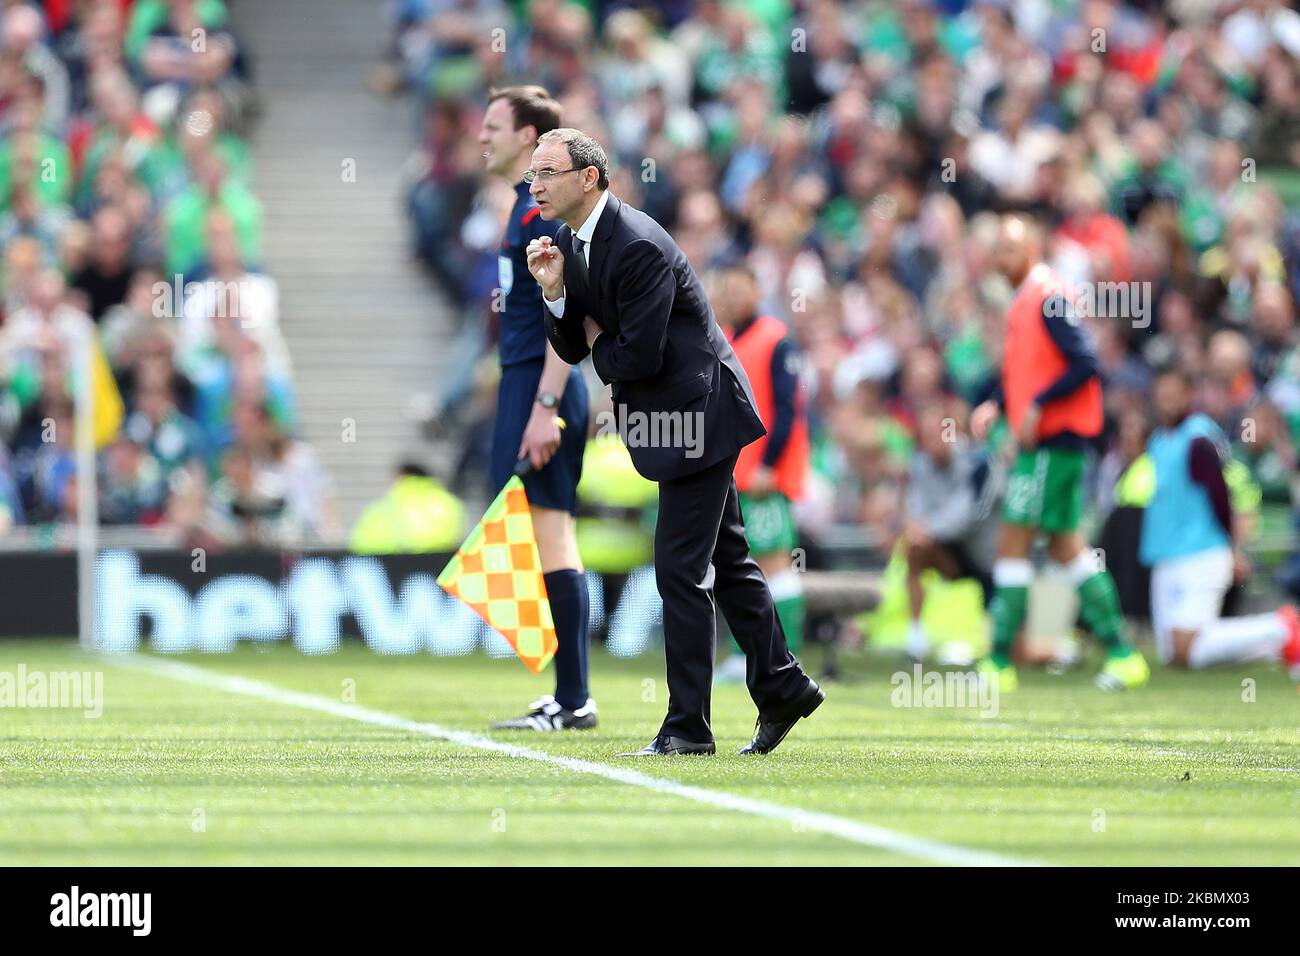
[572,233,590,289]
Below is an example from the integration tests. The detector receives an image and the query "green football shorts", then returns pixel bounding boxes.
[739,490,798,555]
[1002,446,1086,533]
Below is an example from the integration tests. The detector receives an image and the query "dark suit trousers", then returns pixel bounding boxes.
[654,451,808,741]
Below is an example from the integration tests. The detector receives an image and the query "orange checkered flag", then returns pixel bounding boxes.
[437,475,557,673]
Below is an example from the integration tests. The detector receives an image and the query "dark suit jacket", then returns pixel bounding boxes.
[544,193,766,481]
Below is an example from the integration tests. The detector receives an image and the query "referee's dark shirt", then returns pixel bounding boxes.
[498,180,561,367]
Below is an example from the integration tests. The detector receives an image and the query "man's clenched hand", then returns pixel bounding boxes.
[526,236,565,300]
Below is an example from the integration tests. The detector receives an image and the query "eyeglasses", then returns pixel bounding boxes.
[522,167,586,185]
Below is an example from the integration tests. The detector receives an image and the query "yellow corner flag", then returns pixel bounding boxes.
[89,331,124,449]
[437,475,557,673]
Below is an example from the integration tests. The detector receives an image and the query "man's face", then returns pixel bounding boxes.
[478,98,529,177]
[714,270,758,326]
[94,212,130,266]
[917,410,952,463]
[1118,412,1148,458]
[1154,374,1190,427]
[1255,287,1293,342]
[528,141,590,220]
[994,217,1031,283]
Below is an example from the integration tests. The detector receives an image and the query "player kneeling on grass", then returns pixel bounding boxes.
[902,401,1000,660]
[1141,369,1300,673]
[970,214,1149,692]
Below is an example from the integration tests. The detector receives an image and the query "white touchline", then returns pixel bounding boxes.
[115,655,1045,867]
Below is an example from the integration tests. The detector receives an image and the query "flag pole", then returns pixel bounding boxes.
[75,318,98,653]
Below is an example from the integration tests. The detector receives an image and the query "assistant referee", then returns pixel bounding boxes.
[477,86,594,731]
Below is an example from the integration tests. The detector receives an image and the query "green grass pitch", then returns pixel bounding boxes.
[1,639,1297,865]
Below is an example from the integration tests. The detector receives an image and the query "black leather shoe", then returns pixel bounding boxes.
[616,735,716,757]
[739,680,825,755]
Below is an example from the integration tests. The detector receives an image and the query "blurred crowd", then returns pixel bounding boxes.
[397,0,1300,590]
[0,0,337,546]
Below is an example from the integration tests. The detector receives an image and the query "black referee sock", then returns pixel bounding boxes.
[544,569,590,711]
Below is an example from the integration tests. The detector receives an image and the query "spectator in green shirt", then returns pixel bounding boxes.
[0,99,73,211]
[162,149,261,277]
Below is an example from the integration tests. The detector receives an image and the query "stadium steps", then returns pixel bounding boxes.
[230,0,456,539]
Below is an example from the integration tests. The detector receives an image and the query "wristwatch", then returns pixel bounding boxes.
[536,391,560,409]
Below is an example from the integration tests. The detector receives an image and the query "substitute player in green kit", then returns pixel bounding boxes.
[970,215,1150,692]
[711,262,810,681]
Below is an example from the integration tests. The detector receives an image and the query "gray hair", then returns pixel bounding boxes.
[537,127,609,190]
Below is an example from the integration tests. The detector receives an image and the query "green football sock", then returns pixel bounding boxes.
[775,593,805,652]
[989,584,1029,668]
[1076,569,1128,653]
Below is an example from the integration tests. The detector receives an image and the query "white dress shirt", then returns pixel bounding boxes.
[543,189,611,317]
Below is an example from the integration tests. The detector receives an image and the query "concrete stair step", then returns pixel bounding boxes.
[231,0,458,540]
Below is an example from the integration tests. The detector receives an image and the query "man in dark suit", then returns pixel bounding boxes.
[524,128,823,756]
